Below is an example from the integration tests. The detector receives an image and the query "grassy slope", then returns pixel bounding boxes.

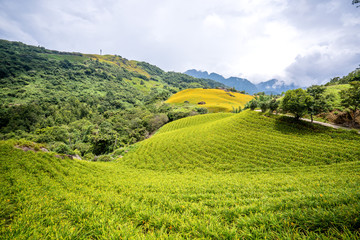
[123,110,360,172]
[324,84,350,108]
[166,88,253,112]
[2,111,360,239]
[85,54,152,79]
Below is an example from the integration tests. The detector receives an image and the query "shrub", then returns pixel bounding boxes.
[53,142,73,154]
[84,152,95,161]
[195,107,208,114]
[97,155,112,162]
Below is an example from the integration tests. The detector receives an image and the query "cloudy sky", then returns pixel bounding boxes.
[0,0,359,86]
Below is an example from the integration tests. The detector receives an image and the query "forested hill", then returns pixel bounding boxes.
[0,39,225,157]
[0,39,224,105]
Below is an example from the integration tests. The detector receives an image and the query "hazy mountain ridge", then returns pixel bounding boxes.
[185,69,298,94]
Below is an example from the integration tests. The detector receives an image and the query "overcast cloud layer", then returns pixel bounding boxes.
[0,0,359,86]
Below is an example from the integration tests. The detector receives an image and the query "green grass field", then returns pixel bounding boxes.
[1,111,360,239]
[166,88,253,112]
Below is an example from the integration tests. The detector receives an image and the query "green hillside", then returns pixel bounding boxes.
[1,111,360,239]
[0,39,225,156]
[123,110,360,172]
[0,39,224,106]
[324,84,350,108]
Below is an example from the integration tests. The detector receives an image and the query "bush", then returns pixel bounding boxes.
[83,152,95,161]
[259,102,269,113]
[195,107,208,114]
[53,142,73,154]
[96,155,112,162]
[250,100,257,110]
[148,114,169,132]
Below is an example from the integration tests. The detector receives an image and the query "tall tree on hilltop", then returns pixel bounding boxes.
[281,89,312,120]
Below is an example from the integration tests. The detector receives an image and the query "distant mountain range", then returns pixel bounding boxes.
[184,69,298,95]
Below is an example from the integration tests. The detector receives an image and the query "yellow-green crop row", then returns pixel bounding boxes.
[123,110,360,172]
[166,88,254,112]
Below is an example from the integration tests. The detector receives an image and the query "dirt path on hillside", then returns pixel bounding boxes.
[299,117,360,133]
[254,110,360,134]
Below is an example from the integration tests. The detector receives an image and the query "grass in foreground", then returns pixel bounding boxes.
[1,111,360,239]
[166,88,253,112]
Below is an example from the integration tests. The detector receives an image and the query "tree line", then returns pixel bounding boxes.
[245,81,360,127]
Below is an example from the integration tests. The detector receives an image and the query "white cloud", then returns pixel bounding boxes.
[203,14,225,29]
[0,0,359,86]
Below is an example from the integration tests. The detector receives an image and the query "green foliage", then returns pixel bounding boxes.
[249,99,258,110]
[231,106,242,113]
[96,155,112,162]
[245,94,279,113]
[268,98,280,113]
[324,84,350,109]
[281,88,312,120]
[306,85,332,122]
[53,142,73,154]
[259,101,269,112]
[195,107,209,114]
[340,81,360,126]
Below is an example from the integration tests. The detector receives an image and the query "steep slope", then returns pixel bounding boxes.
[123,110,360,172]
[165,88,253,112]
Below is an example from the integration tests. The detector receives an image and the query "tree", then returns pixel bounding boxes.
[340,81,360,127]
[249,99,258,110]
[281,89,312,120]
[306,85,331,123]
[269,98,280,114]
[353,0,360,7]
[259,101,269,113]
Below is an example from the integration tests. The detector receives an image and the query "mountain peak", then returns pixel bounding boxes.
[184,69,298,94]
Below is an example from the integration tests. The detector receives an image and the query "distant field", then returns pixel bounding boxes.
[1,111,360,239]
[166,88,253,112]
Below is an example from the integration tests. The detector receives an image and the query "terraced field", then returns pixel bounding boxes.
[166,88,253,112]
[1,111,360,239]
[124,110,360,172]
